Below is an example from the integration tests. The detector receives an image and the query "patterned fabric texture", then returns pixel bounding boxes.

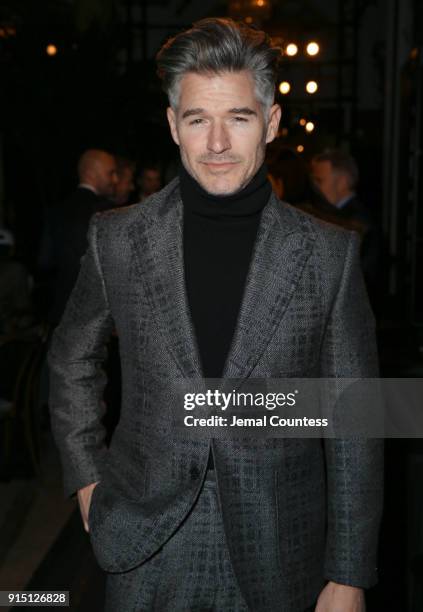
[104,474,317,612]
[104,475,251,611]
[48,178,383,612]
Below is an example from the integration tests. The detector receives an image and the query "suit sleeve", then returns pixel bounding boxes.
[48,214,115,498]
[321,231,383,588]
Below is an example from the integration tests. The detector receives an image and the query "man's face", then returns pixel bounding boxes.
[115,167,135,206]
[94,155,118,198]
[311,160,346,206]
[140,169,161,196]
[167,71,281,195]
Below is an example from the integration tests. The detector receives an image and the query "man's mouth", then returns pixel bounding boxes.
[201,161,239,171]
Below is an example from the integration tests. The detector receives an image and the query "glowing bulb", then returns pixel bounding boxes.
[256,0,265,5]
[306,42,320,56]
[46,44,57,56]
[286,43,298,57]
[296,145,304,153]
[279,81,291,95]
[299,118,307,126]
[305,121,315,132]
[306,80,318,94]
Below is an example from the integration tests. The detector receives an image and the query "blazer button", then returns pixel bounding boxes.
[190,466,200,480]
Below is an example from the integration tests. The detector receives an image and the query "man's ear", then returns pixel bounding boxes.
[265,104,282,144]
[167,107,180,146]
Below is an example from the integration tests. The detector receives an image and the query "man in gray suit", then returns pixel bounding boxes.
[49,18,383,612]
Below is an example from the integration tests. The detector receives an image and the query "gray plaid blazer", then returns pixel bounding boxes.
[48,178,383,612]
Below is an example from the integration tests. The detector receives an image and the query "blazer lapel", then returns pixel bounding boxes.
[128,181,203,378]
[222,194,316,380]
[128,182,315,382]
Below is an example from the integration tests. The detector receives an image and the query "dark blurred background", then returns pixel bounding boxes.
[0,0,422,610]
[0,0,422,337]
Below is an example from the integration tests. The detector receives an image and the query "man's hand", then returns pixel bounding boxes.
[77,481,99,532]
[315,581,365,612]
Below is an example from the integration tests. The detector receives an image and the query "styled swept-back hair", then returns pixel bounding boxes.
[156,17,280,114]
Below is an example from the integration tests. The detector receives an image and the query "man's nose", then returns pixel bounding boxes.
[207,122,231,154]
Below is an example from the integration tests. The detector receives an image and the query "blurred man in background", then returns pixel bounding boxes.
[311,149,362,216]
[113,156,136,207]
[311,149,382,307]
[48,149,118,325]
[76,149,118,206]
[137,164,162,201]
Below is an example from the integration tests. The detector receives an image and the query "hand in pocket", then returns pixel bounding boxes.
[77,481,100,532]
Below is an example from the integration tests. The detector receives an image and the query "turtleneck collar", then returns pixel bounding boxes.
[179,163,271,219]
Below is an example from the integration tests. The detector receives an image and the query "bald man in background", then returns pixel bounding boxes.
[49,149,118,326]
[77,149,118,205]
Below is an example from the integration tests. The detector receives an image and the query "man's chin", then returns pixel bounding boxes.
[197,174,245,196]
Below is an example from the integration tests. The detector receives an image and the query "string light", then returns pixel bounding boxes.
[286,43,298,57]
[299,118,307,126]
[306,80,318,94]
[279,81,291,95]
[305,121,315,132]
[296,145,304,153]
[46,44,58,56]
[306,42,320,56]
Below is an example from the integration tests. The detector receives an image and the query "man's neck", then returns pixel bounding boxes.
[179,163,271,219]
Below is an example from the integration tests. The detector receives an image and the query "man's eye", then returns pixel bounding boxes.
[233,116,248,122]
[189,118,205,125]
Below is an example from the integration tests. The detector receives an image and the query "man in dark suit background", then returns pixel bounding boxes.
[48,149,118,325]
[310,150,382,305]
[49,19,383,612]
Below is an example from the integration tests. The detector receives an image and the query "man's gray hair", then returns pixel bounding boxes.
[313,149,359,189]
[156,17,280,115]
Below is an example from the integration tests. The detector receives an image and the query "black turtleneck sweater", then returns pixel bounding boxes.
[180,164,271,468]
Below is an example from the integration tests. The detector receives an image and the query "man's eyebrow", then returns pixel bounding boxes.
[228,107,257,116]
[181,107,258,119]
[181,108,204,119]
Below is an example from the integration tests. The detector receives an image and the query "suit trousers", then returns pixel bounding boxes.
[103,471,317,612]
